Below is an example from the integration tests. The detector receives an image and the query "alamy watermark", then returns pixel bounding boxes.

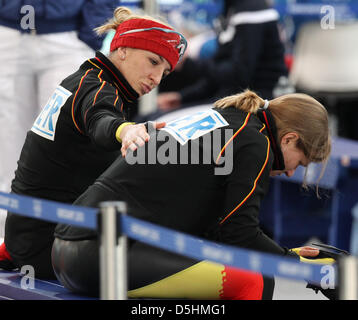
[320,264,335,290]
[20,265,35,290]
[15,263,336,292]
[321,5,335,30]
[18,4,336,31]
[20,5,35,30]
[125,127,234,176]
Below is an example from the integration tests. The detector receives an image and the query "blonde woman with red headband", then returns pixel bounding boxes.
[95,7,187,157]
[0,7,187,280]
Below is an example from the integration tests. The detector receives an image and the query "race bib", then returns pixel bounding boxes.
[161,109,229,145]
[31,85,72,141]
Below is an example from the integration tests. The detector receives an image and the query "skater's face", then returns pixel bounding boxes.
[113,47,171,97]
[270,132,309,177]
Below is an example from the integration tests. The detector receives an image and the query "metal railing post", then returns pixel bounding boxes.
[116,202,128,300]
[339,255,358,300]
[99,201,128,300]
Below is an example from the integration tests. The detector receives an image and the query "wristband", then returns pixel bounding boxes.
[115,122,135,143]
[299,256,335,265]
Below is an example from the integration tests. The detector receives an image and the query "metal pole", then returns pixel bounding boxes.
[116,202,128,300]
[99,201,128,300]
[143,0,158,15]
[339,255,358,300]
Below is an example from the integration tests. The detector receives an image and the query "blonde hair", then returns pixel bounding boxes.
[214,90,332,192]
[95,6,170,35]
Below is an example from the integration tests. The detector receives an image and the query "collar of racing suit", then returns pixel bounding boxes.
[87,51,140,104]
[256,108,285,171]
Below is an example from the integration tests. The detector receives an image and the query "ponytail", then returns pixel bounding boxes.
[214,90,267,114]
[214,89,330,165]
[95,6,170,35]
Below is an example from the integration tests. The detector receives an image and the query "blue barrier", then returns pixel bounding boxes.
[0,191,336,288]
[350,203,358,255]
[0,191,98,229]
[123,216,333,286]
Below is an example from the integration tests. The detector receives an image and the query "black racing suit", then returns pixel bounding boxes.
[5,51,139,278]
[53,106,297,296]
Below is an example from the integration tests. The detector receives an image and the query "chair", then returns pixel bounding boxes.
[290,21,358,98]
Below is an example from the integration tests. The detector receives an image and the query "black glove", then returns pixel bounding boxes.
[0,259,17,271]
[305,243,349,300]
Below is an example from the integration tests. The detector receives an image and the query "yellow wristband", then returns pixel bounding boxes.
[290,248,301,256]
[115,122,135,143]
[299,256,335,265]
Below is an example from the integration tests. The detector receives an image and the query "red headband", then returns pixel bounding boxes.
[110,19,181,71]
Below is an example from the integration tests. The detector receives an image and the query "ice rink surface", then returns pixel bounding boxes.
[274,277,328,300]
